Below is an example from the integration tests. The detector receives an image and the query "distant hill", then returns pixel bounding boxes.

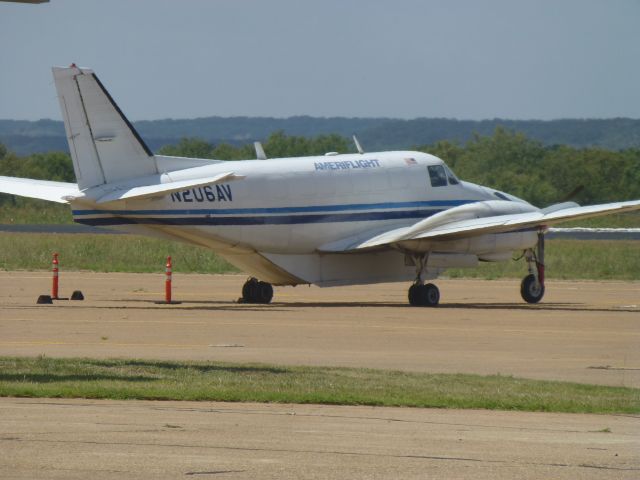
[359,118,640,151]
[2,117,640,156]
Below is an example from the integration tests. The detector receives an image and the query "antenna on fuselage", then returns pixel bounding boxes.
[254,141,267,160]
[353,135,364,154]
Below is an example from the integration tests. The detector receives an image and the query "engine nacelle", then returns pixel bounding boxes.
[403,200,538,239]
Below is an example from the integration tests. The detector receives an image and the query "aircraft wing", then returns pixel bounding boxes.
[0,176,81,204]
[321,199,640,252]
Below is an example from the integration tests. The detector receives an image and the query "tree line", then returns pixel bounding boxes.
[1,128,639,208]
[4,117,640,156]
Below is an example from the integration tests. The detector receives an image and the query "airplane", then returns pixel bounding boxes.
[1,65,639,306]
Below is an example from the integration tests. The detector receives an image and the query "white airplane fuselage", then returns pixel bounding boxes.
[70,150,539,286]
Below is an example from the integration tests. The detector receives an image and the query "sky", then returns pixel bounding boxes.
[1,0,639,121]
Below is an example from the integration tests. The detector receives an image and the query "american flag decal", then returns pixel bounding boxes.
[404,157,417,165]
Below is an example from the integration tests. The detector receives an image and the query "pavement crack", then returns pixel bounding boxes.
[588,365,640,371]
[579,464,640,471]
[185,471,245,476]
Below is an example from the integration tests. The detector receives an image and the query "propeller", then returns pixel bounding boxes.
[541,185,584,214]
[557,185,584,204]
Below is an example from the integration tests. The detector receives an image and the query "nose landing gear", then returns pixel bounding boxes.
[240,277,273,304]
[407,253,440,307]
[521,231,545,304]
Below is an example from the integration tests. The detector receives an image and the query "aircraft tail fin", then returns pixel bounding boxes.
[52,65,158,190]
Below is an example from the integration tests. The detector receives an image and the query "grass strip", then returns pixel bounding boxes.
[446,239,640,280]
[1,233,639,281]
[0,356,638,414]
[0,201,73,224]
[0,233,238,274]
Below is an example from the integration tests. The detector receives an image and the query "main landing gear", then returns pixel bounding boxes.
[407,254,440,307]
[240,277,273,304]
[520,231,545,304]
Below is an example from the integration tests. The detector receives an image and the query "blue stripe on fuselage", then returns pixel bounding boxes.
[74,208,444,226]
[72,199,475,218]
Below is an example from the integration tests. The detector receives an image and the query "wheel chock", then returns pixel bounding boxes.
[70,290,84,301]
[37,295,53,305]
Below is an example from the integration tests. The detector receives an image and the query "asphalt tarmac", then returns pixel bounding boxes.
[1,397,638,480]
[1,272,638,386]
[0,271,638,478]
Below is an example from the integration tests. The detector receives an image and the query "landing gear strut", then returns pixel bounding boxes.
[521,231,545,304]
[407,254,440,307]
[241,277,273,304]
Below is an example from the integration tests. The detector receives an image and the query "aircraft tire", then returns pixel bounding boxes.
[423,283,440,306]
[242,277,259,303]
[408,284,440,306]
[241,278,273,304]
[520,274,544,304]
[256,281,274,304]
[408,284,422,306]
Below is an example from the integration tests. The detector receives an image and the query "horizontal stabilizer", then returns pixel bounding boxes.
[95,172,245,204]
[0,176,81,204]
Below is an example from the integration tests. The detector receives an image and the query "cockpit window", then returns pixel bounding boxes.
[444,165,459,185]
[428,165,448,187]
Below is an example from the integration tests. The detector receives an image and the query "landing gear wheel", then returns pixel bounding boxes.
[408,283,440,307]
[408,284,422,306]
[422,283,440,306]
[242,277,258,302]
[256,281,273,304]
[241,278,273,304]
[520,274,544,304]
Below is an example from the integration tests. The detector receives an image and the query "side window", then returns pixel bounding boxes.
[444,165,459,185]
[428,165,447,187]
